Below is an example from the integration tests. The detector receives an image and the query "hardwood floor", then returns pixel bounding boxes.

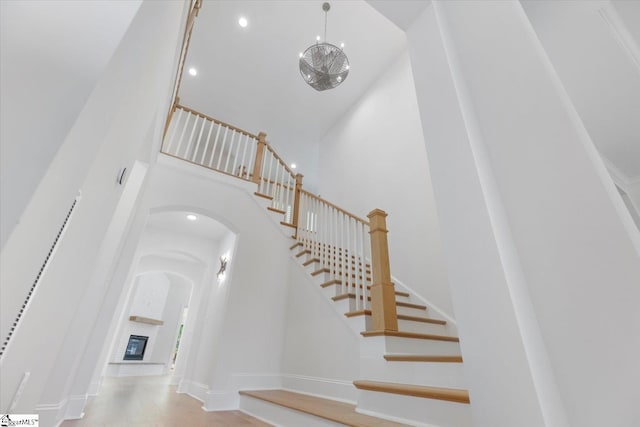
[61,375,271,427]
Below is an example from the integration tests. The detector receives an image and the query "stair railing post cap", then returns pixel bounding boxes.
[367,208,388,218]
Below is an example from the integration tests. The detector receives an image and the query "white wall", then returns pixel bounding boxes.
[188,230,236,386]
[281,260,359,402]
[0,0,141,249]
[142,155,291,410]
[405,2,640,426]
[0,0,187,421]
[317,50,454,318]
[520,0,640,185]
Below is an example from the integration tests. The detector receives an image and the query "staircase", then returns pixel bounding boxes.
[162,105,471,426]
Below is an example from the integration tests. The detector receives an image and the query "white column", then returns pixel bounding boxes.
[406,2,640,427]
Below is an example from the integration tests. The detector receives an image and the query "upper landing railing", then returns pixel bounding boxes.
[161,104,398,332]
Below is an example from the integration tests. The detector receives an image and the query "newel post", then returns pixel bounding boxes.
[292,174,304,230]
[367,209,398,332]
[252,132,267,185]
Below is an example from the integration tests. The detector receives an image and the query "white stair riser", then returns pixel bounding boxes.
[360,358,466,389]
[382,336,461,356]
[332,297,369,314]
[356,389,472,427]
[396,305,430,317]
[345,315,368,335]
[239,395,344,427]
[320,283,411,303]
[397,318,448,335]
[254,196,273,210]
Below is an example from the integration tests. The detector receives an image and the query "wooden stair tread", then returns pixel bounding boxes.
[254,192,273,200]
[239,389,411,427]
[267,206,286,214]
[280,221,296,228]
[345,310,446,325]
[384,355,463,363]
[295,249,311,257]
[361,330,459,342]
[290,242,303,250]
[303,257,320,266]
[396,301,427,310]
[321,282,408,298]
[353,381,469,404]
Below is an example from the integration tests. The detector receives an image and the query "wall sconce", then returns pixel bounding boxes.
[217,256,227,278]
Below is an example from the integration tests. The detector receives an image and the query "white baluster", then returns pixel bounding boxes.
[284,174,292,222]
[174,111,192,157]
[328,205,335,284]
[239,134,250,178]
[224,130,235,173]
[199,120,215,165]
[216,126,229,170]
[246,137,257,181]
[182,114,200,159]
[208,123,223,168]
[266,152,275,198]
[339,212,345,295]
[278,164,286,211]
[232,132,243,176]
[190,115,207,163]
[356,221,369,309]
[355,220,361,307]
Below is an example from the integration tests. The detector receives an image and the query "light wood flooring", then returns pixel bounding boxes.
[61,375,271,427]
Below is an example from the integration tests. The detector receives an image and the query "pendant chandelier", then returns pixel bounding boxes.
[299,2,349,91]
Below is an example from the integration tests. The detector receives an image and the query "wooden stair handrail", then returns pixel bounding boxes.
[176,104,258,139]
[162,103,399,335]
[299,189,369,224]
[264,142,297,177]
[163,0,202,137]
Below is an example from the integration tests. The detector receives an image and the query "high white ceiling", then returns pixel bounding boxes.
[146,211,229,242]
[179,0,406,187]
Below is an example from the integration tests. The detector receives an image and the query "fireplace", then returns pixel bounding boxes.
[123,335,148,361]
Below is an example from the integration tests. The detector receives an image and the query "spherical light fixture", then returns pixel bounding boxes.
[299,3,349,91]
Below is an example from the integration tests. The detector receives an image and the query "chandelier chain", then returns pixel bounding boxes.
[324,9,327,42]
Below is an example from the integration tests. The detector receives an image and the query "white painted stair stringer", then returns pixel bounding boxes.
[275,205,472,427]
[356,390,473,427]
[359,357,466,389]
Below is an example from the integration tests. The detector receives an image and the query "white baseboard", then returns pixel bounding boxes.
[36,397,67,427]
[203,373,282,411]
[64,394,87,420]
[281,374,356,403]
[87,377,102,396]
[176,380,208,403]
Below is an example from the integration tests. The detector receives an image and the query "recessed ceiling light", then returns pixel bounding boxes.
[340,42,345,48]
[238,17,248,28]
[299,52,303,58]
[188,68,197,76]
[186,214,197,221]
[316,35,321,41]
[346,65,350,70]
[291,163,297,169]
